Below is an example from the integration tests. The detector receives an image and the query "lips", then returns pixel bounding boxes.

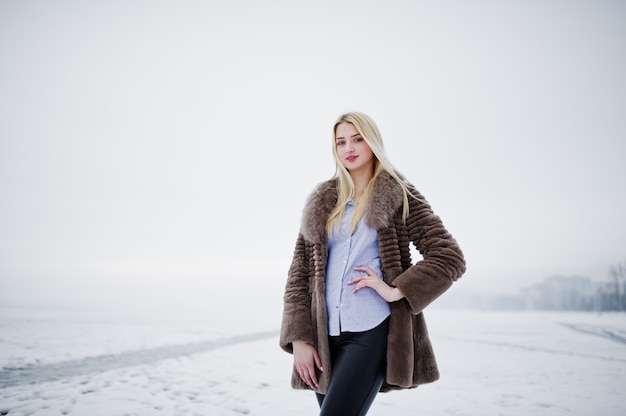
[346,156,358,162]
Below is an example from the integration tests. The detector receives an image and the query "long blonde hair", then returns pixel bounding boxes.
[326,112,413,236]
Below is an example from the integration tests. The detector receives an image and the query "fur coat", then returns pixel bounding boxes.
[279,171,466,393]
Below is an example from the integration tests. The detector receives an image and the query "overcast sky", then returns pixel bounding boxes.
[1,0,625,309]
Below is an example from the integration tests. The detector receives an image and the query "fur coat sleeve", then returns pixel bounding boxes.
[280,232,316,352]
[392,184,466,314]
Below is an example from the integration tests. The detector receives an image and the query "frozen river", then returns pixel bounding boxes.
[1,306,624,415]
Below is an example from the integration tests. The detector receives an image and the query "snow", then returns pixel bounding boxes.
[1,305,625,415]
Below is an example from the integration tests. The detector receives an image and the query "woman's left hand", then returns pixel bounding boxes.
[348,266,405,303]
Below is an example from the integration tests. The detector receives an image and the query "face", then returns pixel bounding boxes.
[335,122,375,175]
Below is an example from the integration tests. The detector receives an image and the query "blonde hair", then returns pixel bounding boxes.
[326,112,413,236]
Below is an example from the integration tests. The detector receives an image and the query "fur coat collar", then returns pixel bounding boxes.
[301,172,404,244]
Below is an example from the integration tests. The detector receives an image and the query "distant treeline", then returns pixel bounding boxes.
[439,262,626,312]
[499,262,625,311]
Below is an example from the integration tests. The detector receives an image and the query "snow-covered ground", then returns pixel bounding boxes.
[1,304,625,415]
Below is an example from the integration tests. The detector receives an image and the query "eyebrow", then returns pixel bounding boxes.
[336,133,362,141]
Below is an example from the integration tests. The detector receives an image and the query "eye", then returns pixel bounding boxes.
[336,140,346,145]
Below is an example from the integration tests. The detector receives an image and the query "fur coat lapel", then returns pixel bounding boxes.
[300,172,404,244]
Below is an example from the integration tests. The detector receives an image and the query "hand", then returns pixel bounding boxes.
[348,266,405,302]
[292,341,323,389]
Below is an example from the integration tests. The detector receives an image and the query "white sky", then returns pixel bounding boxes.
[1,0,625,307]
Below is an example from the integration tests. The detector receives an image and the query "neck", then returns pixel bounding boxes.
[350,169,374,199]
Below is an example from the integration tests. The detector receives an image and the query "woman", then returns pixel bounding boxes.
[280,112,465,415]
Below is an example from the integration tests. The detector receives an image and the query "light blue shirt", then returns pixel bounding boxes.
[326,200,391,336]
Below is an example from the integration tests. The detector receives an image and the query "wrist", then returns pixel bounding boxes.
[393,287,405,302]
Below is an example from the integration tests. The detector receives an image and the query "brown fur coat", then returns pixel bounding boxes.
[279,172,466,393]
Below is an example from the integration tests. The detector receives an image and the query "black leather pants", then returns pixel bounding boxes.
[316,317,389,416]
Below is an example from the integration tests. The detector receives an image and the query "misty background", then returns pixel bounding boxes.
[1,0,625,312]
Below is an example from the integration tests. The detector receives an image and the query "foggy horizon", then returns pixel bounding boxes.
[1,0,625,311]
